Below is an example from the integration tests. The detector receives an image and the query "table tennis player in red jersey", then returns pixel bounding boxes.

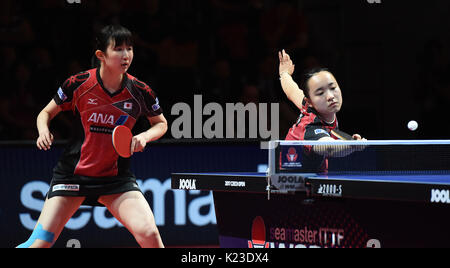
[278,49,366,142]
[278,50,366,158]
[17,25,167,248]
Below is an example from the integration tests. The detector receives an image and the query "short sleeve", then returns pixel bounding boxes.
[132,79,163,117]
[53,72,90,111]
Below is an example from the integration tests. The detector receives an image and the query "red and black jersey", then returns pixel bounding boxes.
[52,68,162,180]
[285,99,339,141]
[285,99,340,173]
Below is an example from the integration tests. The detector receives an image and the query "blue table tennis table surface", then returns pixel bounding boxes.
[179,172,450,185]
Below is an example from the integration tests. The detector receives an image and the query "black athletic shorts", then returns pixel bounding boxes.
[47,175,142,206]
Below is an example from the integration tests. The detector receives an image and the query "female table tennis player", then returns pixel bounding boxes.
[17,25,167,248]
[278,50,365,158]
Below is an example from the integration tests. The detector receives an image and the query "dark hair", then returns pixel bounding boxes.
[91,24,134,68]
[300,67,330,98]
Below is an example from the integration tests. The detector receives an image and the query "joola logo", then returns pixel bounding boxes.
[179,179,197,190]
[430,189,450,204]
[88,113,115,125]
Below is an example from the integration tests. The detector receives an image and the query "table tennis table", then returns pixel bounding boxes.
[171,140,450,248]
[171,171,450,204]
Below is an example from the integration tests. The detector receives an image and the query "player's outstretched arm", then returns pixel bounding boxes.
[36,99,61,151]
[278,49,305,110]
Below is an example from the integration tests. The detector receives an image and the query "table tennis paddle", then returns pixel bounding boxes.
[330,129,353,140]
[112,125,133,158]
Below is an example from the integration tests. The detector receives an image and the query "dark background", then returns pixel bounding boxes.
[0,0,449,141]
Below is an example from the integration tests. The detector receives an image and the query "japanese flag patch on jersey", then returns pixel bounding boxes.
[124,102,133,110]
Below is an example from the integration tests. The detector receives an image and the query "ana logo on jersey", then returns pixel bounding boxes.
[87,113,130,126]
[88,113,115,125]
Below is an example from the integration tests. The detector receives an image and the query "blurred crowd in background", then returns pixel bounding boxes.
[0,0,449,140]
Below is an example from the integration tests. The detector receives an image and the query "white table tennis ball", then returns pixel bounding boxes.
[407,120,418,131]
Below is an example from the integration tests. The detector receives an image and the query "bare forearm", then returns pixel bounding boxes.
[37,100,61,134]
[36,100,60,150]
[313,144,358,158]
[312,137,367,157]
[139,121,168,142]
[280,73,301,99]
[36,110,52,134]
[280,72,304,109]
[278,49,305,109]
[36,109,56,150]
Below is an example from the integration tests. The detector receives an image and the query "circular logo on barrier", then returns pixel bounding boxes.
[286,147,298,162]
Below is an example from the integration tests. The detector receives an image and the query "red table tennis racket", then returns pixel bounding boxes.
[112,125,133,158]
[330,129,353,140]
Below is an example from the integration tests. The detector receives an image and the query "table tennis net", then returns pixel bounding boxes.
[270,141,450,175]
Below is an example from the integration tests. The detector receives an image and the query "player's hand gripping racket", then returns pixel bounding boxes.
[112,125,133,158]
[330,129,353,140]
